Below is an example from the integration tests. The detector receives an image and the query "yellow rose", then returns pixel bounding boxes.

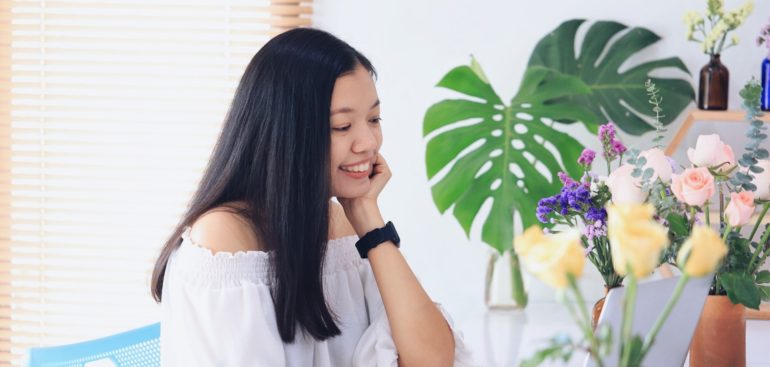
[514,228,585,289]
[677,225,728,277]
[513,225,546,258]
[607,204,669,279]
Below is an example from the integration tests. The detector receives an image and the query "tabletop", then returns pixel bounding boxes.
[456,302,770,367]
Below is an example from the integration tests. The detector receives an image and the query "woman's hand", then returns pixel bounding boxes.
[338,153,391,237]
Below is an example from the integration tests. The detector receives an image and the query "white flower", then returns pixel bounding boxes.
[606,165,648,204]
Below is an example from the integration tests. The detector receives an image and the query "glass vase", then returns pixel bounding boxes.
[484,250,528,309]
[698,54,729,110]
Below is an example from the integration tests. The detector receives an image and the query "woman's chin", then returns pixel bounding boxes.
[331,182,370,200]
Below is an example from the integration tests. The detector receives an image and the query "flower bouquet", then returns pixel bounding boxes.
[516,204,727,367]
[520,78,770,366]
[537,79,770,310]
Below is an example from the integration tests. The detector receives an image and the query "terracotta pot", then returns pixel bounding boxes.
[592,285,620,330]
[689,295,745,367]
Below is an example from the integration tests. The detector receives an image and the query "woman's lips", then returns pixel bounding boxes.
[339,165,372,179]
[339,157,374,179]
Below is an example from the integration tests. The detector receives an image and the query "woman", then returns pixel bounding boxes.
[151,28,475,366]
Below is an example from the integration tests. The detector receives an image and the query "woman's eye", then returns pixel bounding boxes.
[369,117,382,124]
[333,125,351,132]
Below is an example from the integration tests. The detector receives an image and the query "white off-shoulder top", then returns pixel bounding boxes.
[160,227,478,366]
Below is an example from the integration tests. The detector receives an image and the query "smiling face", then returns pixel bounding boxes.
[329,64,382,199]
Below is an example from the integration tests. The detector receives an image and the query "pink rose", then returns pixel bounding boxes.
[671,167,715,207]
[751,160,770,200]
[639,148,673,182]
[606,164,647,204]
[714,143,736,174]
[725,191,756,227]
[686,134,735,173]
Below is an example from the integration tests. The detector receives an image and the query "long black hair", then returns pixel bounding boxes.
[150,28,375,343]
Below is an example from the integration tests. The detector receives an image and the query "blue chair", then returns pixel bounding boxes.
[27,323,160,367]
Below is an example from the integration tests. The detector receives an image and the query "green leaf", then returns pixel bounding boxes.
[520,335,575,367]
[620,335,645,367]
[721,272,762,310]
[528,19,694,135]
[757,270,770,284]
[666,213,688,237]
[760,286,770,302]
[424,62,591,253]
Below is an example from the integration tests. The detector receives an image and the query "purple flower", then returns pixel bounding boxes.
[598,123,616,142]
[558,172,578,187]
[578,149,596,167]
[598,123,626,160]
[611,139,627,155]
[583,220,607,242]
[536,196,558,223]
[586,207,607,222]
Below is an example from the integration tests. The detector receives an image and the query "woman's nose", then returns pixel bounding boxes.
[351,125,378,153]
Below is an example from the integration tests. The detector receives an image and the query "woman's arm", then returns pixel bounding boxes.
[339,154,455,367]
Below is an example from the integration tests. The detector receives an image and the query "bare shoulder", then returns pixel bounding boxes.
[189,205,263,253]
[329,201,357,240]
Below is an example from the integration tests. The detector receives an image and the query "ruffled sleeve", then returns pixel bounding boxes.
[351,259,479,367]
[160,230,286,367]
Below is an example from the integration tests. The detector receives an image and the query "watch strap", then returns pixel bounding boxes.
[355,221,400,258]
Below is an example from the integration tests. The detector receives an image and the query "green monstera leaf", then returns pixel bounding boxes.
[528,19,694,135]
[424,60,591,254]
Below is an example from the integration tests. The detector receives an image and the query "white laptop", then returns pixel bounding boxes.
[583,274,712,367]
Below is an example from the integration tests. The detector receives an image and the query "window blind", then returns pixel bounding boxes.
[0,1,312,365]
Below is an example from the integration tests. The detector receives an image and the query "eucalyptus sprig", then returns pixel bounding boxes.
[730,78,768,192]
[645,79,667,149]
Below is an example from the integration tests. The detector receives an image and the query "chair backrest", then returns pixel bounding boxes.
[27,323,160,367]
[583,275,712,367]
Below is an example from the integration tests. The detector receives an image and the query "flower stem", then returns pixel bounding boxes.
[748,202,770,244]
[719,183,725,228]
[509,252,528,308]
[641,274,690,355]
[722,223,733,243]
[689,206,696,227]
[748,221,770,273]
[566,276,606,367]
[619,269,638,367]
[705,203,711,227]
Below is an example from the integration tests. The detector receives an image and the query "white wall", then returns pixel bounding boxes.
[314,0,770,319]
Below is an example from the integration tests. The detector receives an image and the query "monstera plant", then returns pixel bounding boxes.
[424,19,695,307]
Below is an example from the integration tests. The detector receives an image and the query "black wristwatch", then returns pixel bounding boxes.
[355,221,400,258]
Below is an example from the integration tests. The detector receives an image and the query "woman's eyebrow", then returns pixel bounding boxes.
[330,99,380,116]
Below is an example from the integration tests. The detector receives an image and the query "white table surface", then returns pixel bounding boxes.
[455,301,770,367]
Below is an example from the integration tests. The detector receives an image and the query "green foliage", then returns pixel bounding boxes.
[757,270,770,284]
[620,336,645,367]
[519,335,576,367]
[720,272,762,310]
[424,62,589,253]
[645,80,667,148]
[731,78,768,191]
[528,20,694,135]
[760,286,770,302]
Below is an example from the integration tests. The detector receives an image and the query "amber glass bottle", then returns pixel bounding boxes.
[698,54,729,110]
